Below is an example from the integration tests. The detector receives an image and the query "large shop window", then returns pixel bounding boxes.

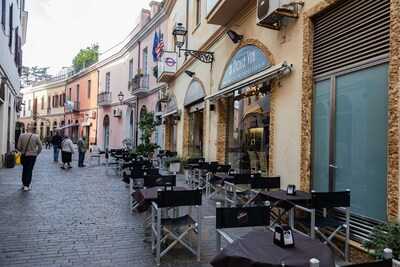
[312,64,389,221]
[226,91,270,174]
[188,107,204,158]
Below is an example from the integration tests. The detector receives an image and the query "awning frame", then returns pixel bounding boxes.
[205,62,292,102]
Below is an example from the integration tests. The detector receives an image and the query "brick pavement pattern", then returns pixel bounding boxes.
[0,150,218,267]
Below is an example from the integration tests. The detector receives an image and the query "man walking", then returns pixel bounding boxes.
[17,126,42,191]
[51,131,62,162]
[77,137,87,167]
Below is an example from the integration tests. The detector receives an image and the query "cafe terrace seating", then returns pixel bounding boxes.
[151,189,202,266]
[310,190,351,262]
[215,201,271,251]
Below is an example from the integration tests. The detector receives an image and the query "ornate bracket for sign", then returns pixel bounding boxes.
[179,48,214,64]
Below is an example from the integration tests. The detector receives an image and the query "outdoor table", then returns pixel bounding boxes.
[260,190,315,238]
[211,230,334,267]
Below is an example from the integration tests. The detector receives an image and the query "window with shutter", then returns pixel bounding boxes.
[8,4,13,48]
[1,0,5,30]
[312,0,390,77]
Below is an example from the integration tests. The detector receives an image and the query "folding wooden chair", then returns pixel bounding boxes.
[215,201,270,251]
[311,190,351,262]
[244,175,281,206]
[151,189,202,266]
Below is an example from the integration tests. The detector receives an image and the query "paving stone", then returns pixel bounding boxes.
[0,150,229,266]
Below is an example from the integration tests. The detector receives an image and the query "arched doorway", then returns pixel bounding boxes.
[103,115,110,150]
[162,95,178,152]
[138,106,147,145]
[211,43,275,173]
[129,110,134,140]
[184,80,206,158]
[154,100,165,150]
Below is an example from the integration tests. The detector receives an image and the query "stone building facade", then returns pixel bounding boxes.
[0,0,28,167]
[157,0,400,254]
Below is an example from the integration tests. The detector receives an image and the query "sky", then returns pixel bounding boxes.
[23,0,152,75]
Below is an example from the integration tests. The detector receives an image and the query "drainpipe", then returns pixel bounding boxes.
[135,41,141,147]
[95,70,99,146]
[185,0,189,50]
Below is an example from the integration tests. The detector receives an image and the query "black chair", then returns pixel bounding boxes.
[310,190,351,262]
[224,173,252,205]
[143,175,176,188]
[205,164,231,199]
[151,189,202,266]
[215,201,270,251]
[250,175,281,191]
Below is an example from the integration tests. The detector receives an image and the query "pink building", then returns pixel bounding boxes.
[96,1,167,150]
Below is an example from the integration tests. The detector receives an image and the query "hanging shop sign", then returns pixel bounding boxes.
[158,51,178,77]
[220,45,271,89]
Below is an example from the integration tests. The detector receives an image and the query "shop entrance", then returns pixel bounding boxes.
[226,92,270,174]
[188,107,204,158]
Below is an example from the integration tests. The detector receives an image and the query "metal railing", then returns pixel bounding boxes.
[97,91,112,106]
[130,74,149,93]
[73,101,80,112]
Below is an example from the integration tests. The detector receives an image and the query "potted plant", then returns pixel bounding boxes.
[363,222,400,259]
[136,111,159,158]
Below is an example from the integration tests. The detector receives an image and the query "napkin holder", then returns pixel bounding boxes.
[273,225,295,248]
[286,184,296,195]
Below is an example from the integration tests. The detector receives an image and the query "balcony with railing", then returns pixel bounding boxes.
[129,74,150,96]
[97,91,112,106]
[73,101,80,112]
[206,0,251,25]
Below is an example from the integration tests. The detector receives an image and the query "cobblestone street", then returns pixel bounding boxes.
[0,150,217,267]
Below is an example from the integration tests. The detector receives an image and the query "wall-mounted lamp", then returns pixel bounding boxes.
[118,91,125,104]
[172,23,214,64]
[184,70,195,78]
[227,30,243,44]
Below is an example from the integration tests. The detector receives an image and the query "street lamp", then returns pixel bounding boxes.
[172,23,214,64]
[227,30,243,44]
[118,91,124,104]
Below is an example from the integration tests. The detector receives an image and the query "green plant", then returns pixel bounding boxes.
[72,44,99,72]
[164,156,181,168]
[137,111,159,157]
[363,222,400,259]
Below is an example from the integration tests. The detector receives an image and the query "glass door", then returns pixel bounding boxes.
[312,63,388,221]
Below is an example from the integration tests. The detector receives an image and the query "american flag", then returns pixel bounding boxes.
[155,31,164,59]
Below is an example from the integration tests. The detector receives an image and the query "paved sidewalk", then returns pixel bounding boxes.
[0,150,218,267]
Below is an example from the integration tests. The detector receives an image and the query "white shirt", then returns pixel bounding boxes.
[61,138,74,153]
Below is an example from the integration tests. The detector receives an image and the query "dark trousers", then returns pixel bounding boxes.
[22,156,37,187]
[53,146,59,162]
[78,152,86,167]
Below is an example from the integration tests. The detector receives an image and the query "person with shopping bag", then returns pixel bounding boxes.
[61,135,74,170]
[16,126,42,191]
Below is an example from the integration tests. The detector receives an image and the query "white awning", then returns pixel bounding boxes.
[56,123,79,130]
[162,109,178,118]
[81,121,92,127]
[205,62,292,101]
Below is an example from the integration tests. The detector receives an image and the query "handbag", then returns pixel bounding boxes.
[21,134,33,165]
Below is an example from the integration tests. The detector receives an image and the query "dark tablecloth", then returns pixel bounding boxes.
[211,230,334,267]
[261,190,311,205]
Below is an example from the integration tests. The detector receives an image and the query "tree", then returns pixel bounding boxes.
[21,66,52,85]
[72,44,99,72]
[136,111,159,157]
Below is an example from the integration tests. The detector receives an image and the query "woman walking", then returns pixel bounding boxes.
[61,135,74,169]
[17,126,42,191]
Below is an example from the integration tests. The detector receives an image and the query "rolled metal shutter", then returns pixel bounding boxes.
[312,0,390,77]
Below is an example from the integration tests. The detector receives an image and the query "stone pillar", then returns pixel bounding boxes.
[216,99,228,164]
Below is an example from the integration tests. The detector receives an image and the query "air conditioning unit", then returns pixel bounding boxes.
[112,108,122,118]
[257,0,302,30]
[159,86,169,102]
